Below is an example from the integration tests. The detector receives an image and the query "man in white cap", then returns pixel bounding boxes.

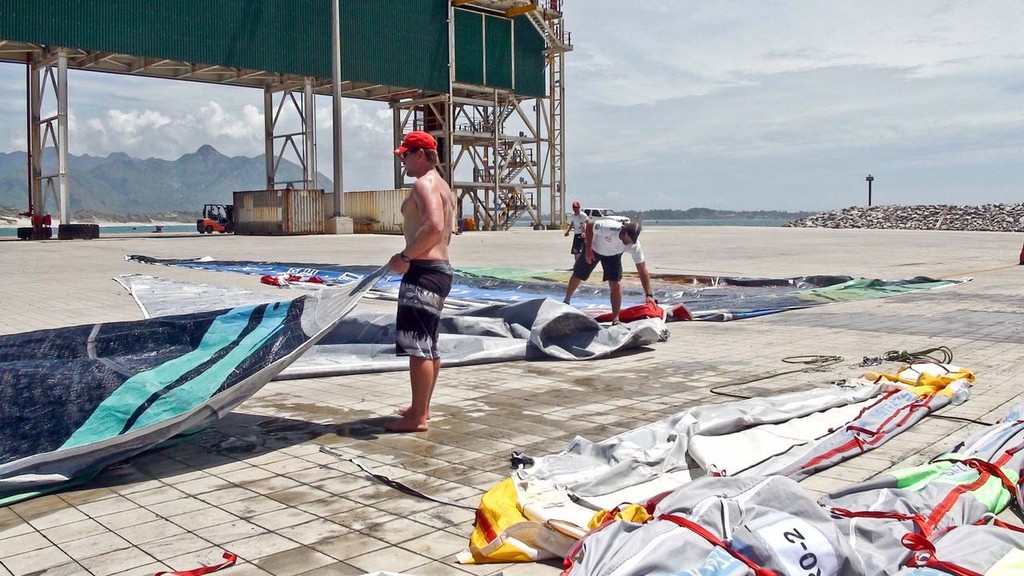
[564,200,588,262]
[564,219,655,324]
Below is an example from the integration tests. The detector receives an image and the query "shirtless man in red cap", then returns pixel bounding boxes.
[386,131,455,432]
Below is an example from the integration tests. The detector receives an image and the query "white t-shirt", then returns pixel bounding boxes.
[590,219,645,264]
[567,212,588,235]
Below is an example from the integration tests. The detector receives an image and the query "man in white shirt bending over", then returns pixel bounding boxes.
[564,218,656,324]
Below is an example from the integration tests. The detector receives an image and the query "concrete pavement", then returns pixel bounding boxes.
[1,226,1023,576]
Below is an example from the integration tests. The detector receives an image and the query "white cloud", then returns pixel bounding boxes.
[4,1,1024,210]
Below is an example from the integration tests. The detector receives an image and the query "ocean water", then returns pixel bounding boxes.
[2,219,795,237]
[512,218,794,228]
[644,218,793,227]
[0,224,197,237]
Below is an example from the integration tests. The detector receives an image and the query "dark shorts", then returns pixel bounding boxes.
[572,252,624,282]
[570,234,585,254]
[396,260,453,360]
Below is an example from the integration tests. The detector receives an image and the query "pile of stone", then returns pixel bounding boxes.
[787,203,1024,232]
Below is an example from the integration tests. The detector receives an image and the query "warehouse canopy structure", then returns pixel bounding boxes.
[0,0,571,238]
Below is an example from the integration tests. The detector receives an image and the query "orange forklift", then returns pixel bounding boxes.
[196,204,234,234]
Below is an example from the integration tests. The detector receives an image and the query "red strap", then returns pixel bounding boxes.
[990,518,1024,533]
[901,533,983,576]
[659,514,780,576]
[155,552,237,576]
[960,458,1018,495]
[830,506,931,537]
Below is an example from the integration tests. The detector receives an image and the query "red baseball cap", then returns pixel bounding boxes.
[394,131,437,155]
[572,201,580,208]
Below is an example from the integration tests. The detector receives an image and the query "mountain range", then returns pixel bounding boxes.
[0,145,334,215]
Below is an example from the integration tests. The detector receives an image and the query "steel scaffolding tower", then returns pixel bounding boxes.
[392,0,571,231]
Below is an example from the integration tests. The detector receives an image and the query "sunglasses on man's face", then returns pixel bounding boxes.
[401,148,420,159]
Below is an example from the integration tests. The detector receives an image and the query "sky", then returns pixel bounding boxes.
[2,1,1024,212]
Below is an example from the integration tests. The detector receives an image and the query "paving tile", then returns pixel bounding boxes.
[161,548,235,574]
[196,486,262,506]
[43,519,113,545]
[57,483,116,506]
[108,562,172,576]
[146,497,210,518]
[168,507,240,531]
[249,508,319,531]
[124,485,188,507]
[293,497,362,518]
[10,495,73,522]
[219,467,279,486]
[94,507,161,531]
[118,519,188,545]
[397,529,471,560]
[22,504,89,531]
[203,562,273,576]
[193,519,268,545]
[293,562,365,576]
[137,533,215,561]
[220,495,289,519]
[76,496,140,519]
[242,477,304,495]
[222,533,302,562]
[0,532,51,558]
[58,532,133,560]
[344,546,431,574]
[324,505,401,532]
[0,520,34,541]
[402,562,476,576]
[310,532,389,561]
[2,546,75,576]
[276,519,351,546]
[78,547,159,576]
[254,546,337,576]
[174,475,234,496]
[359,518,436,545]
[265,487,334,507]
[24,562,93,576]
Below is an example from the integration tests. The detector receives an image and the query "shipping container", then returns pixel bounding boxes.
[233,188,326,235]
[336,189,409,234]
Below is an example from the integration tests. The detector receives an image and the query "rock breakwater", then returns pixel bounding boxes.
[787,203,1024,232]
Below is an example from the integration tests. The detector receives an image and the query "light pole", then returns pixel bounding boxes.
[865,174,874,207]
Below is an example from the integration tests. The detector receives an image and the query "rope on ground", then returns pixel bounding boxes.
[710,355,844,399]
[881,346,954,365]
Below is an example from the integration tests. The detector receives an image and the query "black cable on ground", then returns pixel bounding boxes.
[710,355,844,399]
[929,413,995,427]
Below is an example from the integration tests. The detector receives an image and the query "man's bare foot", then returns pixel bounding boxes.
[384,417,429,433]
[399,406,432,419]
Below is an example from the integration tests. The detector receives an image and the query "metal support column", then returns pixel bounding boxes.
[548,46,565,229]
[303,77,317,188]
[330,0,344,215]
[29,48,71,224]
[56,49,69,225]
[264,88,275,187]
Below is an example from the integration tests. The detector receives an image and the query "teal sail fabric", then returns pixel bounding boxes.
[0,268,385,506]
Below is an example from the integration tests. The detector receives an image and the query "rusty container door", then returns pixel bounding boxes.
[337,189,408,234]
[233,189,325,235]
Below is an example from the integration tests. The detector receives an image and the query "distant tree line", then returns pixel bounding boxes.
[618,208,815,220]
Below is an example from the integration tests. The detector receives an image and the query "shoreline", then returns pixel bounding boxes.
[0,218,193,229]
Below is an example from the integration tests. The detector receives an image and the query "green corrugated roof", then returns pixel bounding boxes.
[0,0,547,97]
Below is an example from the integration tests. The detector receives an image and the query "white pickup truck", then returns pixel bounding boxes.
[582,207,630,225]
